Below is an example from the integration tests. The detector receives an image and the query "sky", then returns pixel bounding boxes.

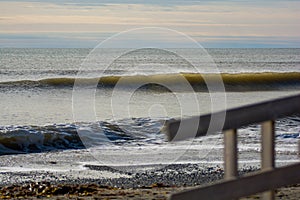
[0,0,299,48]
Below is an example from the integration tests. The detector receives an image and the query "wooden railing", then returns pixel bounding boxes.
[166,94,300,200]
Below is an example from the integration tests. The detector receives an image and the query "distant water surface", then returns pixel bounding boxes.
[0,48,299,161]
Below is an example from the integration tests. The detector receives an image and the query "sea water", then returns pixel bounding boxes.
[0,48,299,167]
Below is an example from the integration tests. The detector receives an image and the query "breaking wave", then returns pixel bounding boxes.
[0,118,166,155]
[0,72,299,91]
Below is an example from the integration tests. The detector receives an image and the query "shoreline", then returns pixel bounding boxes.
[0,164,248,199]
[0,163,231,188]
[1,131,299,199]
[1,161,299,199]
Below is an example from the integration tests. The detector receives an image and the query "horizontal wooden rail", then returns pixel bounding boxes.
[166,94,300,141]
[169,163,300,200]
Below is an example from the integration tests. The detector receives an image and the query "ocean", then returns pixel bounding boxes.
[0,48,299,169]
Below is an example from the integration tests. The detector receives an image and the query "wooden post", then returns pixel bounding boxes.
[261,120,275,200]
[297,126,300,159]
[224,129,238,180]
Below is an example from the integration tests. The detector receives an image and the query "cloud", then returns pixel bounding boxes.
[0,0,299,47]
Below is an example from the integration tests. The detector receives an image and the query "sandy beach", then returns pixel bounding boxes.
[0,175,299,199]
[0,149,298,199]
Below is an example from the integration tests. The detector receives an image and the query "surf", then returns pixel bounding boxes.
[0,118,165,155]
[0,72,299,91]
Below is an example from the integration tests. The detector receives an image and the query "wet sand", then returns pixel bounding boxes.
[0,147,298,199]
[1,159,299,199]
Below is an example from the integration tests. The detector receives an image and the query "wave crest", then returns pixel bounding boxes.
[0,72,299,91]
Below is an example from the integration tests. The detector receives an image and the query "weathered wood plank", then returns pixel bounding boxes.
[169,163,300,200]
[166,94,300,141]
[261,120,275,200]
[224,129,238,180]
